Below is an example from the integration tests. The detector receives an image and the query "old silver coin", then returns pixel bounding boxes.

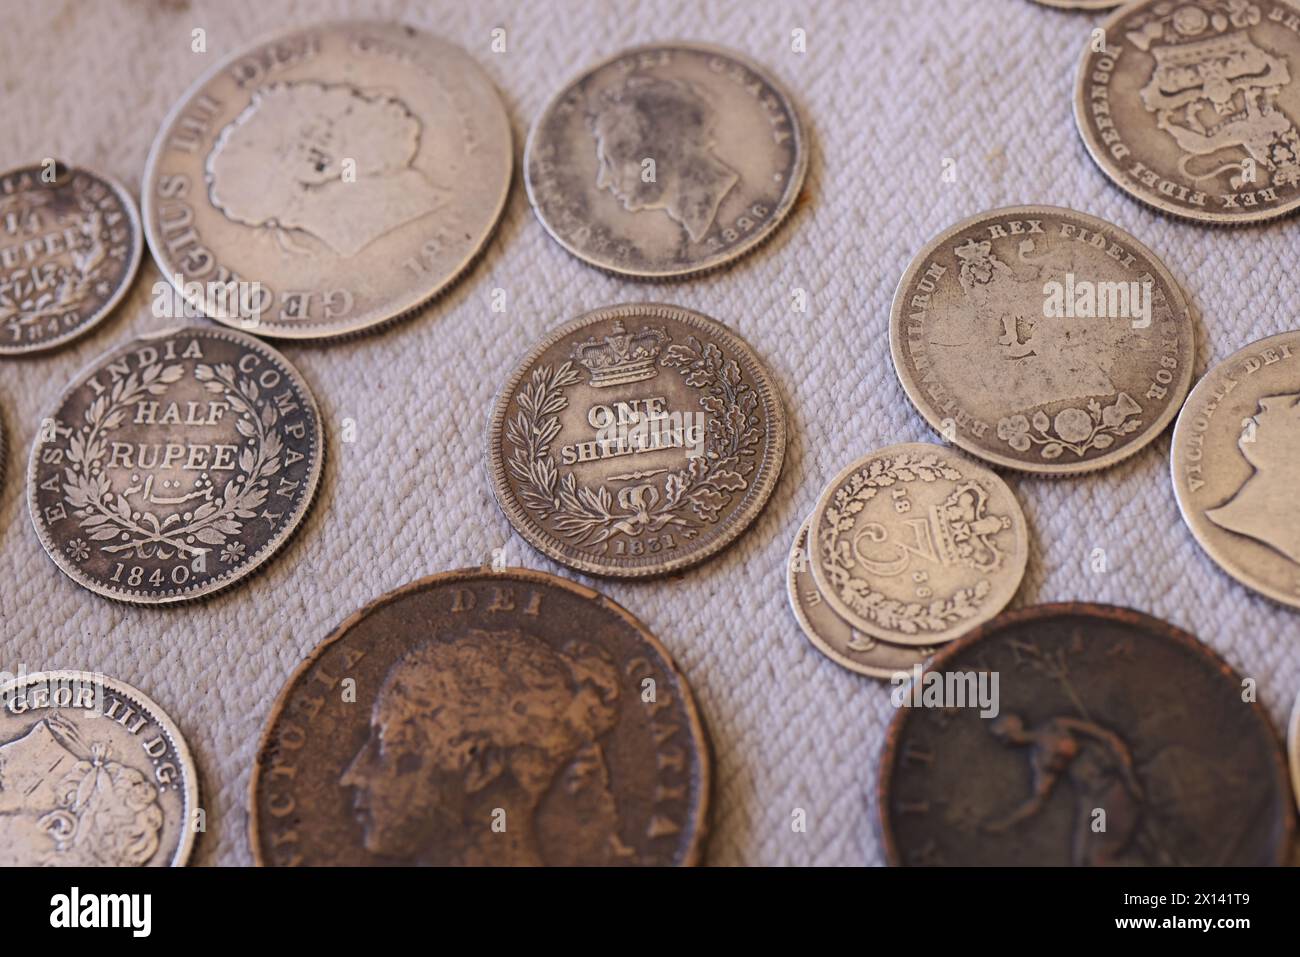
[1075,0,1300,224]
[487,303,786,578]
[889,206,1194,475]
[142,21,512,338]
[0,163,142,355]
[809,443,1028,647]
[29,325,322,604]
[0,670,198,866]
[788,520,934,679]
[1171,330,1300,608]
[525,42,807,278]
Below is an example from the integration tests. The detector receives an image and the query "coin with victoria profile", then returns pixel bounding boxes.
[251,567,711,866]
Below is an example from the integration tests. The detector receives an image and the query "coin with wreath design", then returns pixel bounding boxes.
[809,444,1028,646]
[28,325,322,603]
[486,303,785,577]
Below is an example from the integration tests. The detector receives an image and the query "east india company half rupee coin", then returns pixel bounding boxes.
[487,303,786,578]
[525,42,807,278]
[29,325,322,603]
[889,206,1194,475]
[142,21,512,337]
[251,568,710,866]
[1075,0,1300,224]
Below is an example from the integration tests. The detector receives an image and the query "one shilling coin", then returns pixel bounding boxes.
[1171,330,1300,609]
[142,21,512,338]
[1075,0,1300,224]
[880,604,1294,866]
[251,567,710,866]
[809,443,1028,647]
[525,42,807,278]
[0,163,142,355]
[487,303,786,578]
[889,206,1194,475]
[0,670,199,866]
[29,325,322,604]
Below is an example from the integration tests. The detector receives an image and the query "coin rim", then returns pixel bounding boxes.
[1289,689,1300,815]
[523,40,808,279]
[877,602,1296,866]
[248,565,712,866]
[485,302,787,578]
[888,204,1194,475]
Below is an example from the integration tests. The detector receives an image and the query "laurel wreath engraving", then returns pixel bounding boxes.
[995,393,1143,460]
[505,337,761,550]
[61,361,283,561]
[817,452,991,634]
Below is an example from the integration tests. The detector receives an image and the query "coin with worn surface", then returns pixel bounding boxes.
[1075,0,1300,224]
[788,520,934,679]
[251,567,710,866]
[142,21,512,338]
[525,42,806,278]
[0,163,142,355]
[809,444,1028,647]
[881,604,1294,866]
[29,325,322,603]
[1170,330,1300,608]
[889,206,1193,475]
[0,670,199,866]
[487,303,785,578]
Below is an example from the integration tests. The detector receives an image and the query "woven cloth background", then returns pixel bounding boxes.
[1,0,1297,867]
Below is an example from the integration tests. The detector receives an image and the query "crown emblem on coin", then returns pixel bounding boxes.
[930,482,1010,572]
[571,320,669,388]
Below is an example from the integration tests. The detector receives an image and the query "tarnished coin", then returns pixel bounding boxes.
[29,325,322,603]
[487,303,786,578]
[788,520,934,679]
[0,163,142,355]
[251,567,710,866]
[142,21,512,338]
[809,443,1028,647]
[1171,330,1300,608]
[0,670,199,866]
[1075,0,1300,224]
[881,604,1294,866]
[525,42,807,278]
[889,206,1193,475]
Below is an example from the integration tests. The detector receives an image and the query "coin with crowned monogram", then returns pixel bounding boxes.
[487,303,786,578]
[524,42,807,278]
[0,671,199,866]
[142,21,512,338]
[809,444,1028,647]
[1075,0,1300,224]
[28,325,322,603]
[889,206,1194,475]
[880,604,1294,866]
[251,567,710,866]
[788,520,934,679]
[1170,330,1300,608]
[0,163,142,355]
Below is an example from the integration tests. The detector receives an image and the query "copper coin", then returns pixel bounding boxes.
[880,604,1294,866]
[251,568,710,865]
[486,303,786,578]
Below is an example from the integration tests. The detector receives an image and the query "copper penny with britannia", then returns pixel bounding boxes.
[525,42,807,278]
[0,163,142,355]
[809,444,1028,647]
[28,325,322,604]
[1075,0,1300,224]
[142,21,512,338]
[251,568,711,866]
[0,671,199,866]
[487,303,786,578]
[889,206,1194,475]
[880,604,1294,866]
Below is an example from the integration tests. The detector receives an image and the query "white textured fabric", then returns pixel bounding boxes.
[1,0,1297,867]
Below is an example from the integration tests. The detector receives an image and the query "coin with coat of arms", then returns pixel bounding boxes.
[486,303,786,578]
[808,443,1028,647]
